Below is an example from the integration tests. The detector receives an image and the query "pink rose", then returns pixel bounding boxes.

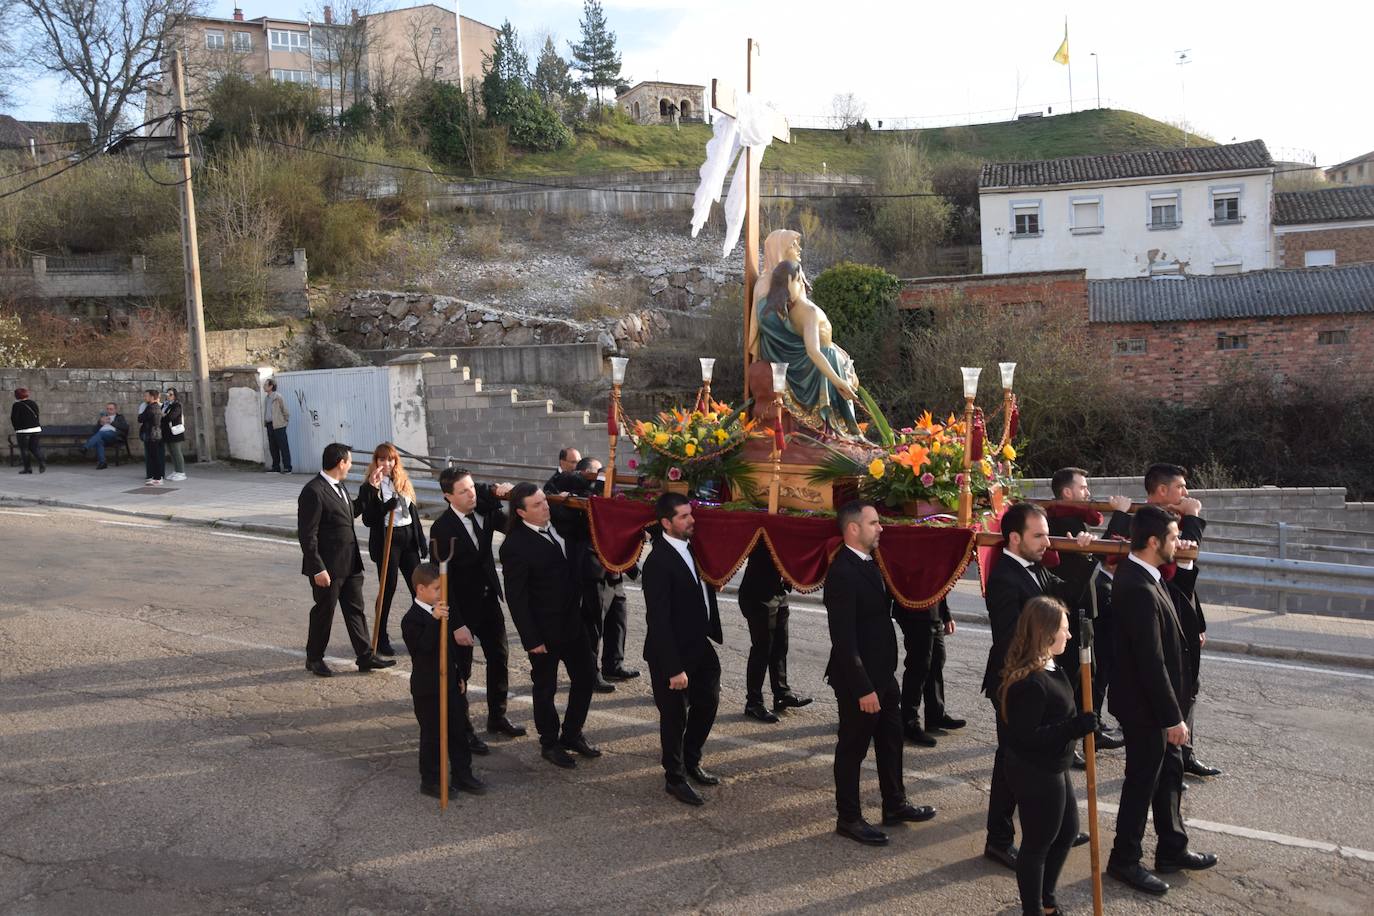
[667,467,682,481]
[627,458,638,469]
[900,427,914,434]
[920,472,935,487]
[896,444,909,454]
[955,472,967,486]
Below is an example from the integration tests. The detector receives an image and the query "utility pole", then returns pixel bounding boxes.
[1176,49,1192,147]
[1090,52,1101,108]
[170,50,216,463]
[453,1,463,86]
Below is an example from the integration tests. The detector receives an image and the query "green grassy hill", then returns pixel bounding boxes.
[499,108,1211,178]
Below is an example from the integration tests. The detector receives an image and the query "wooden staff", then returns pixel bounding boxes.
[973,531,1199,561]
[1027,498,1144,514]
[432,535,456,812]
[1080,607,1105,916]
[370,506,396,653]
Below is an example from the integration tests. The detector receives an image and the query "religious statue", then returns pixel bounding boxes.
[748,229,864,440]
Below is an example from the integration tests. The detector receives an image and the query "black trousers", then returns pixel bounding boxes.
[143,439,164,481]
[578,576,604,658]
[833,678,905,822]
[896,611,946,729]
[267,425,291,471]
[1009,762,1078,915]
[987,697,1018,848]
[373,524,422,646]
[412,688,474,784]
[649,645,721,783]
[468,598,511,722]
[598,573,629,672]
[739,596,792,705]
[1111,724,1189,866]
[528,631,596,748]
[305,570,373,663]
[1090,615,1114,716]
[16,432,43,471]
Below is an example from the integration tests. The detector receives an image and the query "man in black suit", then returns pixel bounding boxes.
[894,597,963,748]
[982,502,1092,868]
[1106,505,1218,896]
[825,500,937,846]
[499,482,601,769]
[429,467,524,746]
[296,442,395,676]
[642,492,724,805]
[738,541,810,723]
[1106,463,1219,779]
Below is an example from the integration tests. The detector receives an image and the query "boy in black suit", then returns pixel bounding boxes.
[642,492,724,806]
[825,500,937,846]
[400,563,485,799]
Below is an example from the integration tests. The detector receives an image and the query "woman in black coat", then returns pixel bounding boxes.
[161,388,188,481]
[357,442,426,656]
[10,388,45,474]
[999,596,1098,916]
[137,389,165,486]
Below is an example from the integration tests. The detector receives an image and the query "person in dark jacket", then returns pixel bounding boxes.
[10,388,44,474]
[999,595,1098,916]
[738,541,810,722]
[137,389,164,486]
[400,563,484,798]
[85,401,128,470]
[894,596,962,747]
[357,442,427,656]
[546,455,618,693]
[161,388,188,481]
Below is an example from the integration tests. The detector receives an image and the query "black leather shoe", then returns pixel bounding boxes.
[1184,758,1223,777]
[744,702,780,723]
[420,781,442,799]
[375,640,396,657]
[305,659,333,677]
[686,765,720,786]
[773,692,812,710]
[592,673,617,693]
[983,844,1018,870]
[1106,861,1169,895]
[560,735,602,757]
[541,745,577,769]
[882,803,936,825]
[666,780,704,806]
[487,716,527,738]
[1155,850,1218,873]
[904,725,937,747]
[1072,832,1090,847]
[1072,750,1087,770]
[356,655,395,671]
[836,818,889,846]
[1094,729,1125,750]
[96,462,108,470]
[467,732,491,756]
[933,715,966,730]
[452,771,487,795]
[602,665,640,681]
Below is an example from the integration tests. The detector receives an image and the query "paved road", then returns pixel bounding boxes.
[2,506,1372,915]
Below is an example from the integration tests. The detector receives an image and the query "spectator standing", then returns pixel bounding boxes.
[10,388,44,474]
[358,442,427,656]
[264,379,292,474]
[137,390,164,486]
[84,402,129,470]
[162,388,188,482]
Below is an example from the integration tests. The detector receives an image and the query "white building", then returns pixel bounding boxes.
[979,140,1275,279]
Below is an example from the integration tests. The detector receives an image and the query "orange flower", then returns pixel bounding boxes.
[905,443,932,471]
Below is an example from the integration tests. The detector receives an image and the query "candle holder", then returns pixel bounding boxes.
[768,362,788,514]
[996,361,1017,452]
[698,357,715,411]
[605,357,628,498]
[958,366,981,527]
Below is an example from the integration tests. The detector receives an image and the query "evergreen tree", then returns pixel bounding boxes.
[532,36,574,105]
[481,20,529,123]
[567,0,622,113]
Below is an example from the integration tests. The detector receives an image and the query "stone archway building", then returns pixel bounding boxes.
[616,81,706,126]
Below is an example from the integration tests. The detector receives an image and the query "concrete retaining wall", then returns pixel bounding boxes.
[360,343,603,385]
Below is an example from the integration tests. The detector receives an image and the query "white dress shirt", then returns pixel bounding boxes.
[525,520,565,555]
[663,534,710,615]
[379,478,411,527]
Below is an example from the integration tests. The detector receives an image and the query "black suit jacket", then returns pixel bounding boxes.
[546,471,605,581]
[297,475,365,579]
[427,488,508,628]
[400,601,471,696]
[982,552,1076,696]
[1109,556,1194,729]
[738,541,790,604]
[824,547,899,699]
[499,522,583,651]
[1047,513,1095,612]
[641,536,723,675]
[357,482,426,564]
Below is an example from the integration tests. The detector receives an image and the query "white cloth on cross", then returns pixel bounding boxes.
[690,94,779,258]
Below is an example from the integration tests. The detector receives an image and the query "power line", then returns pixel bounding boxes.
[0,113,180,199]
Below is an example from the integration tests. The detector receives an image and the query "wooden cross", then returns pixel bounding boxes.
[710,38,791,402]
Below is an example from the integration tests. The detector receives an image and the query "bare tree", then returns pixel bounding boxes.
[388,6,453,93]
[0,1,19,109]
[307,1,381,122]
[830,92,866,130]
[15,0,202,142]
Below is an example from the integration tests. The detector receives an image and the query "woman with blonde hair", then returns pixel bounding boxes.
[999,596,1098,916]
[358,443,426,655]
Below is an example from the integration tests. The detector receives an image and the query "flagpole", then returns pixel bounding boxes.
[1066,17,1073,112]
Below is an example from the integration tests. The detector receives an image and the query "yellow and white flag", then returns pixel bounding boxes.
[1053,22,1069,65]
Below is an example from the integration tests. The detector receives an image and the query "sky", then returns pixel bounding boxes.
[9,0,1372,168]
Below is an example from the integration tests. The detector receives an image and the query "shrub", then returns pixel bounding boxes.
[313,201,381,277]
[203,73,328,148]
[811,261,901,349]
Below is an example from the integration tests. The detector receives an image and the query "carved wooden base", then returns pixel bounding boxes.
[740,462,857,512]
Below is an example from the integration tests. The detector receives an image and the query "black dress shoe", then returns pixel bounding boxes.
[487,716,527,738]
[1155,850,1218,873]
[686,765,720,786]
[602,665,640,681]
[836,818,889,846]
[1184,758,1223,777]
[933,715,966,730]
[983,844,1018,870]
[882,803,936,825]
[375,640,396,657]
[467,732,491,756]
[744,702,780,723]
[591,673,617,693]
[560,734,602,757]
[305,659,333,677]
[96,462,108,470]
[420,781,443,799]
[1107,861,1169,895]
[666,780,704,806]
[356,655,396,671]
[773,692,812,710]
[1072,832,1090,847]
[541,745,577,769]
[452,771,487,795]
[1072,750,1087,770]
[1094,729,1125,750]
[904,725,937,747]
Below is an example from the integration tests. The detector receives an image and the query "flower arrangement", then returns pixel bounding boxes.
[628,400,760,498]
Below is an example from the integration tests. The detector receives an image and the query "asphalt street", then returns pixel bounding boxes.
[2,505,1372,915]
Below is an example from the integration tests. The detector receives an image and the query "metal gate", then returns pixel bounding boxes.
[272,367,394,473]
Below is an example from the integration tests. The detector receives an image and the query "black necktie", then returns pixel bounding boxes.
[541,527,562,556]
[1029,563,1047,591]
[463,513,481,548]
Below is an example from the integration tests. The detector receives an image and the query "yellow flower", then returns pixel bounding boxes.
[739,412,747,421]
[653,432,670,446]
[868,458,885,479]
[714,429,728,443]
[696,426,707,440]
[685,442,697,457]
[705,413,718,423]
[930,442,942,456]
[1002,444,1017,460]
[981,459,994,477]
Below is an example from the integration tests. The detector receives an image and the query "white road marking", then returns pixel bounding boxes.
[97,520,160,529]
[0,509,45,517]
[209,531,295,544]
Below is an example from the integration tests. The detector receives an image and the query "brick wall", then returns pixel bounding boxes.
[899,269,1088,316]
[1275,224,1374,268]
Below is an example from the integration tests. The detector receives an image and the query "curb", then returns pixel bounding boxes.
[0,493,297,540]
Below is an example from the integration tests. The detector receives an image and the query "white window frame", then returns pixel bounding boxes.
[1213,259,1242,275]
[269,29,310,52]
[270,68,312,85]
[1070,195,1104,234]
[232,31,253,52]
[1149,261,1182,276]
[1010,199,1043,239]
[205,29,225,50]
[1304,249,1337,267]
[1147,189,1181,230]
[1210,185,1242,225]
